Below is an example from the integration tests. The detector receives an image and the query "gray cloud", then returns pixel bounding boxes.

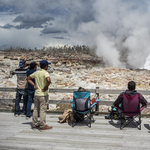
[41,27,67,34]
[0,0,150,69]
[1,13,54,29]
[14,14,54,29]
[53,36,69,40]
[2,23,14,29]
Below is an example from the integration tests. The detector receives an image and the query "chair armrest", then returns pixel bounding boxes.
[96,99,100,105]
[90,102,97,108]
[140,105,147,111]
[70,99,74,109]
[96,99,100,102]
[90,99,101,109]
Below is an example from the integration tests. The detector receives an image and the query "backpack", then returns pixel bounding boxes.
[105,105,121,120]
[58,109,76,123]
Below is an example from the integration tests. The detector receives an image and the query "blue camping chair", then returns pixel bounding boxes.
[70,91,100,128]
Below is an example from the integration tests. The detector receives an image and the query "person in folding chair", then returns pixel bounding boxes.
[70,87,100,128]
[114,81,148,130]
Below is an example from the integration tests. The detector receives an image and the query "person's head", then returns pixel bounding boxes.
[128,81,136,90]
[77,87,86,92]
[29,62,37,70]
[19,60,26,68]
[40,60,51,70]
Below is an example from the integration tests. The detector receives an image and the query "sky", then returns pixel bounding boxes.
[0,0,150,69]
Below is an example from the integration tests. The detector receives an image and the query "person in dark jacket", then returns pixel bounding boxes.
[26,62,38,119]
[114,81,148,109]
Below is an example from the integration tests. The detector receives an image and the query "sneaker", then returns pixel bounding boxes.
[26,116,31,120]
[15,114,19,117]
[21,114,25,117]
[40,125,53,131]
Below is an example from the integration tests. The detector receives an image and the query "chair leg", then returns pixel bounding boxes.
[73,112,91,128]
[120,113,123,130]
[72,116,77,127]
[130,114,141,130]
[110,112,113,121]
[120,114,142,130]
[89,110,91,128]
[138,114,141,130]
[120,114,129,130]
[72,110,93,128]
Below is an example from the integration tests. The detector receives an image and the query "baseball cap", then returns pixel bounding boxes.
[19,60,26,68]
[40,60,51,66]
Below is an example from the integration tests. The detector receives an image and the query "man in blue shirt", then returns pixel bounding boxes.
[26,62,38,119]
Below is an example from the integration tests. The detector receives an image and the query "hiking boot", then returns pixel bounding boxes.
[40,125,53,131]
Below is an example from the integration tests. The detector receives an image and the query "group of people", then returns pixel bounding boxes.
[14,59,148,130]
[14,59,52,130]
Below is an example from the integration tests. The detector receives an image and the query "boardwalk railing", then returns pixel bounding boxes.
[0,87,150,113]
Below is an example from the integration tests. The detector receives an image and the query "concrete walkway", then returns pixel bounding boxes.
[0,112,150,150]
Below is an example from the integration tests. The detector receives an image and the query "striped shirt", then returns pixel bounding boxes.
[15,68,28,89]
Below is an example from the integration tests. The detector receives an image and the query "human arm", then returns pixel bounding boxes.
[42,76,51,92]
[27,76,37,90]
[139,93,148,107]
[113,93,123,107]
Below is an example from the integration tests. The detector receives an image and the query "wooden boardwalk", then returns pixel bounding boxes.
[0,112,150,150]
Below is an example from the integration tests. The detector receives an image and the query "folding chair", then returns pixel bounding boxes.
[118,93,146,130]
[70,91,100,128]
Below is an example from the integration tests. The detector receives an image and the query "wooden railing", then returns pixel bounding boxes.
[0,87,149,105]
[0,88,150,114]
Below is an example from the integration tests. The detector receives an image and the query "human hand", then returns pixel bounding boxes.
[42,86,48,92]
[34,85,38,90]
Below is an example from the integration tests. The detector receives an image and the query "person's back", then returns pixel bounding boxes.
[33,69,50,96]
[27,60,52,131]
[15,67,28,89]
[15,60,28,117]
[27,68,36,91]
[114,81,147,109]
[26,62,37,119]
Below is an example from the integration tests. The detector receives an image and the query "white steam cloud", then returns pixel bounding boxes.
[96,34,124,68]
[89,0,150,69]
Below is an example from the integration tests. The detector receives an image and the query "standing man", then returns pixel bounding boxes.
[27,60,52,130]
[15,60,28,117]
[26,62,38,119]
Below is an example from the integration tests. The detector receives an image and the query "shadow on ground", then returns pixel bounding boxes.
[144,124,150,133]
[109,120,140,129]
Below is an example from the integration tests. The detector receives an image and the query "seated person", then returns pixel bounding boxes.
[105,81,147,120]
[114,81,147,110]
[77,87,86,92]
[77,87,96,105]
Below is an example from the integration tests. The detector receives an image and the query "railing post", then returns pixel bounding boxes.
[95,87,99,115]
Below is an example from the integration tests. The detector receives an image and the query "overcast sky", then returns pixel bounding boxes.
[0,0,150,69]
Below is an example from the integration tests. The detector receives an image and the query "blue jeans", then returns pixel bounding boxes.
[26,90,35,117]
[15,89,28,115]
